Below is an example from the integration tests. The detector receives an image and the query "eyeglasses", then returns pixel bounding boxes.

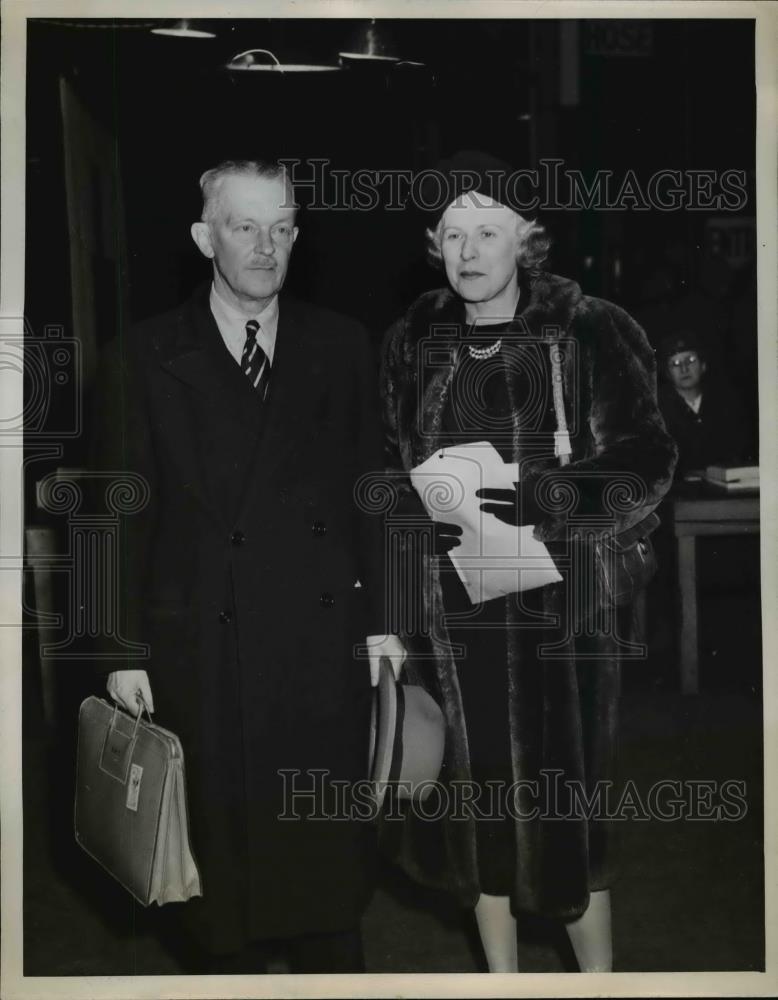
[668,354,700,369]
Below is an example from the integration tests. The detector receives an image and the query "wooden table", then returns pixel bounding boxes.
[669,485,760,694]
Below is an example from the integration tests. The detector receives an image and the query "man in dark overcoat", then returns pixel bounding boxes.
[93,160,405,972]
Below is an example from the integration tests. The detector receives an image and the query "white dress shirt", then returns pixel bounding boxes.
[209,283,279,366]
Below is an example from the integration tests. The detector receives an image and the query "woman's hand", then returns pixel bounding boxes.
[433,521,463,555]
[477,482,542,527]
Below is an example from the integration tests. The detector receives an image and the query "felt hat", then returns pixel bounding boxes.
[368,658,446,806]
[658,329,706,364]
[414,148,537,227]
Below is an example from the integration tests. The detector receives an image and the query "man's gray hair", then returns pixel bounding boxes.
[198,159,297,223]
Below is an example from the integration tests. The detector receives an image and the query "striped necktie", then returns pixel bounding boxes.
[241,319,271,400]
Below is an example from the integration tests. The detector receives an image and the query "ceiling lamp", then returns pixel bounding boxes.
[151,19,216,39]
[226,48,339,73]
[339,19,399,63]
[339,19,424,69]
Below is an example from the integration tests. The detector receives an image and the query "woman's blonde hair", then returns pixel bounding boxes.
[425,212,551,275]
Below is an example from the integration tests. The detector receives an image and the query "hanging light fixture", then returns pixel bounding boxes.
[151,19,216,39]
[338,19,399,64]
[226,48,339,73]
[338,19,425,69]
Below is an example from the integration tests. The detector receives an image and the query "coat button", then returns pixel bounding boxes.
[218,610,232,624]
[230,530,245,546]
[312,520,327,537]
[319,592,335,609]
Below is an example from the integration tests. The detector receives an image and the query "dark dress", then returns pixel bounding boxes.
[437,310,562,896]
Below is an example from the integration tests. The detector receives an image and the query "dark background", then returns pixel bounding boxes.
[21,16,763,975]
[26,18,756,334]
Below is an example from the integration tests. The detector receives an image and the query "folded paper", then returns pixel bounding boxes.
[410,441,562,605]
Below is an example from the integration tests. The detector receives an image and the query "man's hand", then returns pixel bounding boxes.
[365,634,407,687]
[107,670,155,715]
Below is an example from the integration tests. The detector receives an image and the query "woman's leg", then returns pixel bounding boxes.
[474,893,519,972]
[564,889,613,972]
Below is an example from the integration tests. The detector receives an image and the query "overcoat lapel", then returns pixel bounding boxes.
[156,285,265,526]
[154,288,329,527]
[236,295,327,505]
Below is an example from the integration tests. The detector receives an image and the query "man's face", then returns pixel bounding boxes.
[667,350,706,392]
[439,193,521,305]
[192,173,298,309]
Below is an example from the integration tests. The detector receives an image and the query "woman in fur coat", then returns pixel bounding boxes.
[378,152,677,972]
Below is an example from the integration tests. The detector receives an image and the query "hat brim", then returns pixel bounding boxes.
[368,657,397,806]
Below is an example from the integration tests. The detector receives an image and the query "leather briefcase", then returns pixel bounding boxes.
[74,696,202,906]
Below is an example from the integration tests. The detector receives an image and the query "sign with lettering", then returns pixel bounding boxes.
[583,21,653,57]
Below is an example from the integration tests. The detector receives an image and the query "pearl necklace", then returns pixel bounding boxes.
[467,338,503,360]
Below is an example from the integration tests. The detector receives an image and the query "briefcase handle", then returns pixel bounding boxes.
[99,700,152,785]
[110,697,152,738]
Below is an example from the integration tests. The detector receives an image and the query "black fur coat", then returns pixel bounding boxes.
[378,271,677,920]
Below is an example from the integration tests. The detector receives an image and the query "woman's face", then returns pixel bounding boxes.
[667,350,706,392]
[439,193,522,306]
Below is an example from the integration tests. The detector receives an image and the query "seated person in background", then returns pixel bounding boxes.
[657,330,750,480]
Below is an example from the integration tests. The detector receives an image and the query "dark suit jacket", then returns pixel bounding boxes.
[91,284,385,952]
